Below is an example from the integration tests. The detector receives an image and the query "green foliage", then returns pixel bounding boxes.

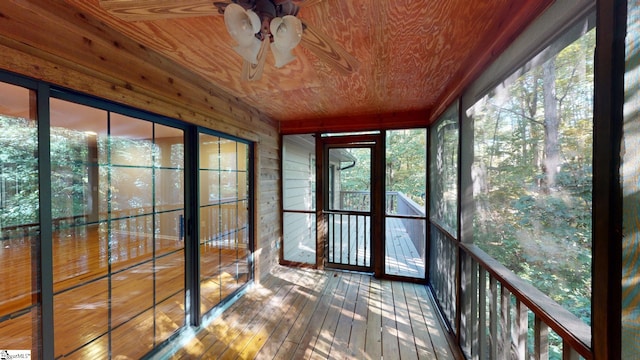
[386,129,427,206]
[338,129,427,207]
[338,147,372,192]
[1,115,39,227]
[472,27,595,328]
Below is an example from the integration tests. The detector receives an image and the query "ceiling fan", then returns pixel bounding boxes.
[99,0,360,81]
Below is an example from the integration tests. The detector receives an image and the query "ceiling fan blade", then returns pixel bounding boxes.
[299,20,359,75]
[241,37,270,81]
[99,0,218,21]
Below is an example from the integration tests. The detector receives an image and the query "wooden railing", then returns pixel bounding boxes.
[460,243,590,359]
[430,222,592,360]
[339,190,371,211]
[388,192,426,256]
[338,190,427,265]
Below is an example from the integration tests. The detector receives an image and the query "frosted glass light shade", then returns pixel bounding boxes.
[224,3,262,64]
[270,15,303,68]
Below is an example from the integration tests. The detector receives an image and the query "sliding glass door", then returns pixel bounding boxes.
[0,73,254,359]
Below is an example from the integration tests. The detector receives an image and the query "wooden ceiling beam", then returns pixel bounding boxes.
[279,110,431,134]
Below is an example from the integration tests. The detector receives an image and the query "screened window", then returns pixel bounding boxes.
[282,134,316,265]
[468,21,594,324]
[385,129,427,279]
[428,106,459,326]
[430,107,459,236]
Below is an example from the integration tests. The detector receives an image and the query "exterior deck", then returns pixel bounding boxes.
[284,192,427,279]
[284,215,426,278]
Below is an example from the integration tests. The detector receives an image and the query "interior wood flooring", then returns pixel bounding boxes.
[168,266,463,360]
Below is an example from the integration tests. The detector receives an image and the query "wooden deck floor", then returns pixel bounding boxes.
[167,266,461,360]
[385,217,425,278]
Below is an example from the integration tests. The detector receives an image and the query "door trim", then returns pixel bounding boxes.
[318,133,385,276]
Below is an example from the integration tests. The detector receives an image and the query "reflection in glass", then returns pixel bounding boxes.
[0,82,40,354]
[1,81,256,357]
[199,134,251,316]
[49,100,185,358]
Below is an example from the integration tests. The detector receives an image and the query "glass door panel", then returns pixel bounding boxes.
[198,133,251,316]
[49,99,187,357]
[0,82,40,354]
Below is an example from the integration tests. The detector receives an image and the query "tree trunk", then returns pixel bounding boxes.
[542,57,560,192]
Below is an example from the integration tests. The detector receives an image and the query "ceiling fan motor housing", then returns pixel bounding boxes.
[274,1,300,17]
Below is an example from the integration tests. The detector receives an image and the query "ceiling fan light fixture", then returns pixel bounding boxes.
[270,15,303,68]
[224,3,262,64]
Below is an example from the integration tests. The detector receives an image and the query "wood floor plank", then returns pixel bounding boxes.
[413,283,458,360]
[364,276,383,359]
[205,282,287,358]
[272,272,333,360]
[216,273,302,359]
[381,279,400,360]
[171,273,282,359]
[403,282,438,359]
[290,272,341,359]
[347,274,370,358]
[167,266,461,360]
[254,269,326,358]
[235,280,306,359]
[311,272,351,358]
[328,273,359,359]
[392,280,419,360]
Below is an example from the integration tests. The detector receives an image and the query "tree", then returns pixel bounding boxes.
[471,26,595,329]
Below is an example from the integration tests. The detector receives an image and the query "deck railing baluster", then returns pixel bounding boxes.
[332,213,336,263]
[490,275,498,358]
[355,215,359,265]
[500,285,511,359]
[470,258,478,359]
[339,213,343,263]
[563,341,580,360]
[450,244,592,360]
[515,299,527,359]
[534,315,549,359]
[347,214,351,264]
[479,267,487,360]
[364,216,368,266]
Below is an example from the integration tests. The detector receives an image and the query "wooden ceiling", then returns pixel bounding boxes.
[3,0,552,133]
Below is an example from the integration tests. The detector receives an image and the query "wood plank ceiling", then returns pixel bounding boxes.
[7,0,552,133]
